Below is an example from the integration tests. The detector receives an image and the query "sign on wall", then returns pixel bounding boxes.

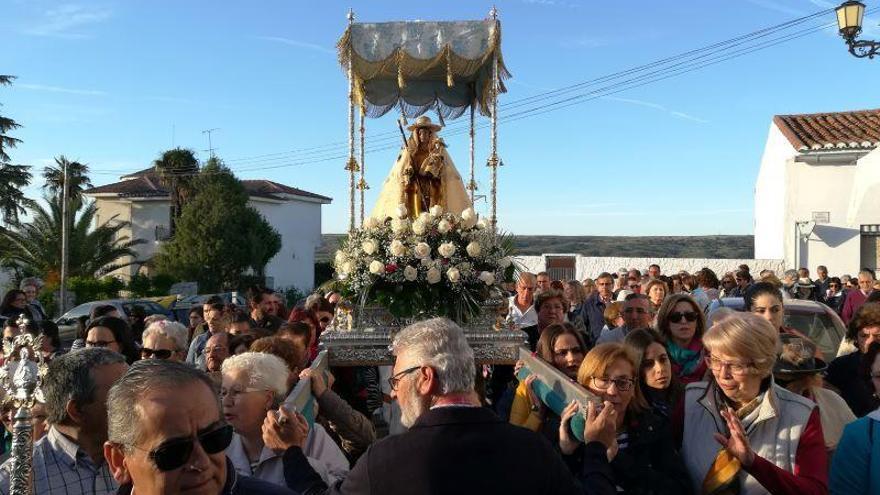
[812,211,830,224]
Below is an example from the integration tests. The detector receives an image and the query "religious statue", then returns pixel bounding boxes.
[371,116,471,219]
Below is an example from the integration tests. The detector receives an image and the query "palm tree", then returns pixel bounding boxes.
[0,75,22,163]
[153,148,199,236]
[0,196,145,280]
[0,75,31,227]
[42,156,92,211]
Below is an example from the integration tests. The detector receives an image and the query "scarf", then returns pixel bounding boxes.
[668,339,704,377]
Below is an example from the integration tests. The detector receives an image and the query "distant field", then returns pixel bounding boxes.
[317,234,754,261]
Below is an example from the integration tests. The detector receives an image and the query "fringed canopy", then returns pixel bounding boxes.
[337,19,511,119]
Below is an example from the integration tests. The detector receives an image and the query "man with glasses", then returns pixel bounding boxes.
[596,293,652,345]
[104,360,290,495]
[582,272,616,346]
[842,269,877,324]
[0,348,128,494]
[508,272,538,328]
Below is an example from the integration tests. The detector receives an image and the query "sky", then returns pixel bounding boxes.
[3,0,880,236]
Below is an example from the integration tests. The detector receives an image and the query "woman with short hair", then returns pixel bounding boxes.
[141,320,188,361]
[656,294,708,384]
[680,313,827,495]
[644,279,668,313]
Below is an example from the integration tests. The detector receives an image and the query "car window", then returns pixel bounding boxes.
[784,311,843,361]
[122,302,166,316]
[62,303,93,319]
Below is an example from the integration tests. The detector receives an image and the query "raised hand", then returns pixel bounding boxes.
[262,405,310,454]
[558,400,581,455]
[584,400,618,461]
[523,374,544,413]
[713,407,755,467]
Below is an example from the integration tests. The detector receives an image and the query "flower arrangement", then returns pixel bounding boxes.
[333,205,515,322]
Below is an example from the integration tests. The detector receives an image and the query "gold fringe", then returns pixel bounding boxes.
[345,157,360,172]
[357,177,369,190]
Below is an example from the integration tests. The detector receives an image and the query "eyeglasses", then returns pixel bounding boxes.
[218,387,267,402]
[141,348,174,360]
[85,340,116,348]
[590,376,634,392]
[139,424,233,472]
[387,365,421,391]
[668,311,698,323]
[704,355,753,376]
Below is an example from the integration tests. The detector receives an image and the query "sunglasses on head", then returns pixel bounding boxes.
[668,311,698,323]
[141,348,174,360]
[146,424,233,472]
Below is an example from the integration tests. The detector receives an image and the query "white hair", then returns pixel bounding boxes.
[221,352,288,401]
[391,317,475,395]
[142,320,188,351]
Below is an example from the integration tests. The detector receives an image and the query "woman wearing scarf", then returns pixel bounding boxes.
[680,312,827,495]
[656,294,708,384]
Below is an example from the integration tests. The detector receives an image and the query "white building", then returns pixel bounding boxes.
[83,168,331,291]
[754,108,880,276]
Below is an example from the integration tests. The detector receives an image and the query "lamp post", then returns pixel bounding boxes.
[836,1,880,58]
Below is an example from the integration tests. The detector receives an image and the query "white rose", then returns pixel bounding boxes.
[389,239,406,257]
[414,242,431,259]
[420,257,433,267]
[361,239,377,255]
[437,219,452,234]
[438,242,456,258]
[341,261,355,274]
[418,212,431,224]
[403,265,418,282]
[466,241,482,257]
[391,218,409,235]
[479,271,496,286]
[461,208,477,228]
[334,250,346,263]
[429,205,443,217]
[476,218,489,230]
[411,219,426,235]
[446,267,461,283]
[498,256,512,269]
[369,260,385,275]
[426,267,442,284]
[363,217,380,230]
[396,204,409,219]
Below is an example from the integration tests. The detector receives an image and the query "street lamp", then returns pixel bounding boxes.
[836,1,880,58]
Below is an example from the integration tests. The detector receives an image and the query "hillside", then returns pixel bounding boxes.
[317,234,754,261]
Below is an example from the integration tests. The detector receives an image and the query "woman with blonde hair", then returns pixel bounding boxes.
[680,313,827,495]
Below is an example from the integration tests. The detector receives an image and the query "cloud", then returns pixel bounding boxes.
[256,36,335,55]
[602,96,710,124]
[743,0,806,16]
[22,4,112,39]
[17,83,107,96]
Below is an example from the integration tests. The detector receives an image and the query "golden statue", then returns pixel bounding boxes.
[371,116,471,219]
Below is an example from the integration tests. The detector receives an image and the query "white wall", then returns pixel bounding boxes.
[754,123,797,260]
[515,254,785,280]
[251,198,324,292]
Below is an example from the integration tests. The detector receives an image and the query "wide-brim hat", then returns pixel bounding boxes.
[406,115,442,132]
[773,336,827,376]
[795,277,816,289]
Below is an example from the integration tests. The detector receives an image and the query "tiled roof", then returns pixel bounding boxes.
[84,170,331,203]
[774,109,880,152]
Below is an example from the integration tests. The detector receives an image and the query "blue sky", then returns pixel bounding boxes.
[3,0,879,235]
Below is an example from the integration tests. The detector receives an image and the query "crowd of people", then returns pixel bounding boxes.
[0,262,874,494]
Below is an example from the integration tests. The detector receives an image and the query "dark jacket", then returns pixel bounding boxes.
[116,458,294,494]
[581,293,610,346]
[827,351,880,417]
[284,405,616,495]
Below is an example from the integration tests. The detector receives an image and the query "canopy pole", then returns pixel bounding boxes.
[358,108,367,226]
[488,6,500,234]
[468,103,476,204]
[345,9,357,232]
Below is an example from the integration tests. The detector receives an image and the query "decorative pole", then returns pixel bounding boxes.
[345,9,359,232]
[468,102,477,204]
[488,6,500,234]
[0,315,47,495]
[357,108,368,226]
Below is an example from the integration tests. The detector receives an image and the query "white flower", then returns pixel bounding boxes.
[369,260,385,275]
[466,241,482,257]
[499,256,512,269]
[391,218,409,235]
[334,250,346,264]
[411,219,427,235]
[461,208,477,228]
[476,218,489,230]
[361,239,378,255]
[341,261,355,274]
[446,267,461,283]
[420,257,433,267]
[437,219,452,234]
[363,217,380,230]
[427,267,442,284]
[479,271,496,286]
[389,239,406,257]
[429,205,443,217]
[414,242,431,259]
[418,212,431,224]
[437,242,456,258]
[403,265,418,282]
[396,204,409,219]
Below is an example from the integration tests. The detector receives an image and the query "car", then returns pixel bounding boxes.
[169,292,248,322]
[706,297,847,363]
[54,299,173,348]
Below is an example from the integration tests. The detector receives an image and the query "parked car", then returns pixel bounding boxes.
[169,292,247,323]
[54,299,172,348]
[706,297,846,363]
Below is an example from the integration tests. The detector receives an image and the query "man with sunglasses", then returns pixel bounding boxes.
[0,348,128,495]
[104,360,291,495]
[596,293,652,345]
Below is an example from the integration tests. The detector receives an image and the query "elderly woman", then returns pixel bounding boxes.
[829,342,880,494]
[656,294,708,384]
[826,302,880,417]
[85,316,139,364]
[681,313,827,495]
[221,352,349,489]
[559,342,691,494]
[644,279,668,313]
[510,323,587,443]
[624,328,682,418]
[140,320,188,361]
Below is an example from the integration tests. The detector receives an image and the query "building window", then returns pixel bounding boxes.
[860,224,880,277]
[546,256,576,282]
[155,225,171,242]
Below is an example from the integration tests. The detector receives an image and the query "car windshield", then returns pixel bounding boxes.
[783,309,843,361]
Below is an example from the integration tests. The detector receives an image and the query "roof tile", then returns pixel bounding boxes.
[774,108,880,151]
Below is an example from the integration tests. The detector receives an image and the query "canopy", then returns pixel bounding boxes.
[337,19,511,119]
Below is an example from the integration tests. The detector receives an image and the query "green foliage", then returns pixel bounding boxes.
[125,273,179,297]
[281,286,307,308]
[42,156,92,211]
[68,275,125,304]
[314,261,334,287]
[154,159,281,293]
[0,76,30,226]
[154,147,199,235]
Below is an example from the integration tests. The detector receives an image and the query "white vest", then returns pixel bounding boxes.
[681,380,816,495]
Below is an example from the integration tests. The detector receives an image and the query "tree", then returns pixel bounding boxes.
[0,196,145,281]
[0,75,31,227]
[154,159,281,292]
[153,147,199,236]
[42,156,92,211]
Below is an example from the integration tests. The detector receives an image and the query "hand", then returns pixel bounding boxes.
[299,368,334,398]
[558,401,581,455]
[523,375,544,414]
[584,400,618,460]
[262,406,309,454]
[714,407,756,467]
[513,360,525,376]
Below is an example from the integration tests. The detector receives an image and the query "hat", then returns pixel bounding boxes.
[773,336,826,376]
[796,277,815,288]
[406,116,442,132]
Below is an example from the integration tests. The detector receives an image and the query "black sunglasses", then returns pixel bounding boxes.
[668,311,698,323]
[147,424,233,472]
[141,348,174,360]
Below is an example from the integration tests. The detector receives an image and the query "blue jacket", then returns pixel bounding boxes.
[580,293,609,346]
[830,414,880,495]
